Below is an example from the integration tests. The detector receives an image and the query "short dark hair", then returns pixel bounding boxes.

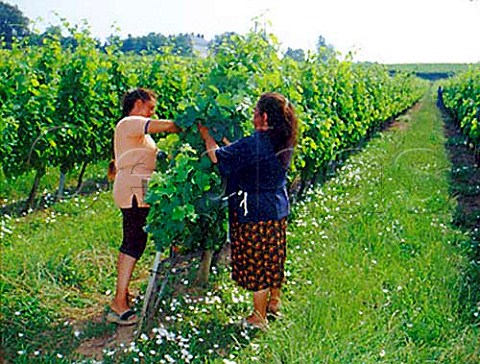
[121,88,156,118]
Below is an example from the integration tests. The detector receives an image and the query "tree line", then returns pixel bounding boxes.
[0,1,334,61]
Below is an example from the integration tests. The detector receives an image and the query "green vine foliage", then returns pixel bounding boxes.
[0,35,63,179]
[145,31,281,254]
[145,144,226,253]
[56,27,99,174]
[442,66,480,147]
[145,30,428,257]
[292,56,427,189]
[0,26,428,255]
[55,24,130,175]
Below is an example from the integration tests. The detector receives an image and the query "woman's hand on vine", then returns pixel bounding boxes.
[197,123,210,140]
[222,136,230,145]
[170,122,182,133]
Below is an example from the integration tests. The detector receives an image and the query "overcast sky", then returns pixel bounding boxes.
[9,0,480,64]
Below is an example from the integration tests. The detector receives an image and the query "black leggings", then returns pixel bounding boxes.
[120,196,149,259]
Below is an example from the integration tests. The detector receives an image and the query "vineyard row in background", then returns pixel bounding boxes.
[1,24,427,207]
[0,24,428,286]
[440,67,480,163]
[1,24,478,276]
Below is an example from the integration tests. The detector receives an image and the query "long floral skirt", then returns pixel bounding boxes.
[230,216,287,292]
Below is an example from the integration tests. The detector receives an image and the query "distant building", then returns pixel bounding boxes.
[191,34,209,58]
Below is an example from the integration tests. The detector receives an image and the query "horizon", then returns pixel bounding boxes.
[8,0,480,64]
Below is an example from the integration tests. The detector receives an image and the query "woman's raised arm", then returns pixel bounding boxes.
[198,124,219,163]
[146,119,181,134]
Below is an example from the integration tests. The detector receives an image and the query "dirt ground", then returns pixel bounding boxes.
[75,320,136,361]
[440,102,480,243]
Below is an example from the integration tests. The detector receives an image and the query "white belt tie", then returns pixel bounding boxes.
[222,190,249,216]
[239,191,248,216]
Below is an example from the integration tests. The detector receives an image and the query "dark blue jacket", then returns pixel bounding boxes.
[215,131,291,223]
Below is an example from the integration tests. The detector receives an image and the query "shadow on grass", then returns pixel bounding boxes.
[0,302,117,363]
[75,309,260,363]
[438,96,480,324]
[0,176,110,217]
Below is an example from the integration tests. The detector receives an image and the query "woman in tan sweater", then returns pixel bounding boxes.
[107,88,180,325]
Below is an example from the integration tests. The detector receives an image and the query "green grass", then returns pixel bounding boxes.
[0,191,131,361]
[1,89,479,363]
[236,90,479,363]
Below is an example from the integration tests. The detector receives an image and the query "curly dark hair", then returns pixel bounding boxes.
[256,92,298,169]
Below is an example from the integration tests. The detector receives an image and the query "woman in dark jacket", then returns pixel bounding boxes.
[199,92,298,329]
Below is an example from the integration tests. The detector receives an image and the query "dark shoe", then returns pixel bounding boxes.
[106,309,139,326]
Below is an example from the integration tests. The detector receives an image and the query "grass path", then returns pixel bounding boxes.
[1,88,479,363]
[234,89,479,363]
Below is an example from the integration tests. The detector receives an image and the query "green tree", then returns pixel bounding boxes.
[209,32,238,54]
[316,35,336,61]
[168,33,193,56]
[29,25,78,50]
[284,47,305,62]
[121,32,167,53]
[0,1,30,47]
